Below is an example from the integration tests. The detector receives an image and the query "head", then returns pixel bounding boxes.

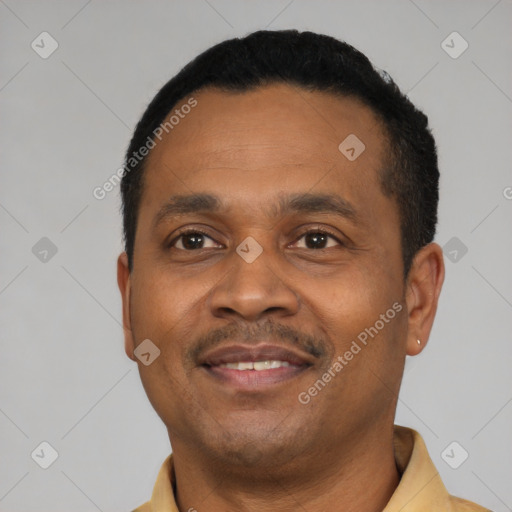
[117,30,444,477]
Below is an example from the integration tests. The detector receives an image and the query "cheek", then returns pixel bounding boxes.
[309,262,405,366]
[130,267,200,342]
[130,270,200,426]
[314,264,389,321]
[310,278,406,423]
[128,271,196,411]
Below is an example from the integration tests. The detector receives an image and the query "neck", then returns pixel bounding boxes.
[170,426,400,512]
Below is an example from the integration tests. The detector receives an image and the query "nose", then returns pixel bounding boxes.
[206,243,300,323]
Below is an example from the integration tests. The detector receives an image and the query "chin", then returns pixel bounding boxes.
[205,418,312,472]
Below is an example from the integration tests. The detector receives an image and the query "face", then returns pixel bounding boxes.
[118,84,436,476]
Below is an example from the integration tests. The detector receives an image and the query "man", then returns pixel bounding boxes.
[117,30,489,511]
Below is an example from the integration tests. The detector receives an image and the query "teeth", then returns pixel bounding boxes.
[219,360,291,371]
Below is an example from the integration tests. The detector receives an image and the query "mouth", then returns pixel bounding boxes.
[199,343,315,389]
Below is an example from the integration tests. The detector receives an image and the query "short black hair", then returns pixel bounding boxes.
[121,29,439,276]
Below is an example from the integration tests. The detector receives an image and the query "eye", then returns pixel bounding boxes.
[169,228,344,252]
[292,229,343,250]
[170,230,221,251]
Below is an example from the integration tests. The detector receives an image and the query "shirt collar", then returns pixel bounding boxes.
[143,425,451,512]
[383,425,448,511]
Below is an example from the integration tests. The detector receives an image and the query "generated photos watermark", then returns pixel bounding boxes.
[93,97,197,200]
[298,301,403,404]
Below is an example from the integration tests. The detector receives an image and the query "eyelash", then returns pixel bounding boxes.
[169,227,344,250]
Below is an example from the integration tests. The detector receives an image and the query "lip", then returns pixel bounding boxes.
[201,343,313,366]
[199,343,315,390]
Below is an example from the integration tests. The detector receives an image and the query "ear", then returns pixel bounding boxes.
[117,252,136,361]
[404,243,445,356]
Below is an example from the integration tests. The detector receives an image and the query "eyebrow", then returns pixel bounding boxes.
[153,192,358,229]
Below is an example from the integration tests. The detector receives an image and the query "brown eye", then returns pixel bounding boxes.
[293,230,341,250]
[171,231,220,251]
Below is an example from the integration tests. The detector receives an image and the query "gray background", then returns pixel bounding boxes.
[1,0,511,510]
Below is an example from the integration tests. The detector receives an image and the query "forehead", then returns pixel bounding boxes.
[140,84,390,218]
[148,84,386,165]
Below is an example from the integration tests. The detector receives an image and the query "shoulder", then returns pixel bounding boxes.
[130,501,151,512]
[450,495,493,511]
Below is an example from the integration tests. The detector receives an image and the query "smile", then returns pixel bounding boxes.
[217,360,293,370]
[199,343,315,389]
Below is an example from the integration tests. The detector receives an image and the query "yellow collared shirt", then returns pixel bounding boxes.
[133,425,490,511]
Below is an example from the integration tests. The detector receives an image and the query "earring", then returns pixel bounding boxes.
[417,339,421,345]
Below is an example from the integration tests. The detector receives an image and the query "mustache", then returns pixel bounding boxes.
[187,319,329,364]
